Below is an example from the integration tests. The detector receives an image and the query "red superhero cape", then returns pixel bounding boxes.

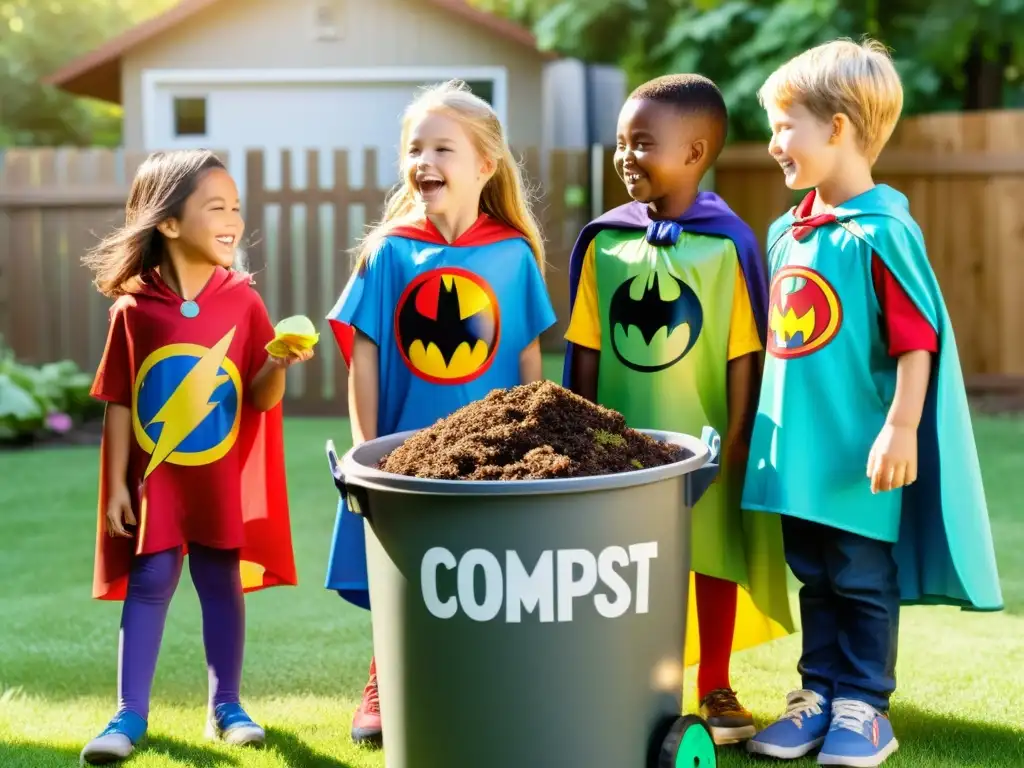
[90,267,297,600]
[329,213,525,366]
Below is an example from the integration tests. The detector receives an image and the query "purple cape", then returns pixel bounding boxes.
[561,193,769,385]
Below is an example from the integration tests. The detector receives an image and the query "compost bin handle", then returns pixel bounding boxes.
[325,440,371,518]
[685,427,721,507]
[700,426,721,462]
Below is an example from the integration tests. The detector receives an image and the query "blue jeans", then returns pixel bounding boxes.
[783,517,900,712]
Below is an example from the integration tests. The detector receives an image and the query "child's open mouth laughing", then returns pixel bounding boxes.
[416,174,446,200]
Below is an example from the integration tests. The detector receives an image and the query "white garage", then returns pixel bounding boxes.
[45,0,554,189]
[141,66,509,189]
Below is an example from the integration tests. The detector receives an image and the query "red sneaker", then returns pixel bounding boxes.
[351,656,382,746]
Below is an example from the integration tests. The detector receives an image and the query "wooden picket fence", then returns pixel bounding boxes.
[601,110,1024,394]
[1,110,1022,414]
[0,146,591,414]
[719,111,1024,389]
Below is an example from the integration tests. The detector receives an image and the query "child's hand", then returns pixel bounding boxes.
[106,484,136,538]
[265,316,319,365]
[266,348,315,368]
[866,424,917,493]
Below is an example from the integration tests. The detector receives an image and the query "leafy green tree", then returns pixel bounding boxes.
[473,0,1022,141]
[0,0,176,146]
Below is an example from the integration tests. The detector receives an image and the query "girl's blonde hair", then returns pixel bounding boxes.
[354,80,545,272]
[758,38,904,163]
[83,149,233,298]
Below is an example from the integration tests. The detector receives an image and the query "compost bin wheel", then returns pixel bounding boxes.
[658,714,717,768]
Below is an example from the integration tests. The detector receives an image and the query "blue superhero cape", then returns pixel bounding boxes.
[561,194,769,386]
[770,185,1002,611]
[325,215,556,610]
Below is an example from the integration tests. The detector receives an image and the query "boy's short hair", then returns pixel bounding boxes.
[758,38,903,163]
[629,74,729,163]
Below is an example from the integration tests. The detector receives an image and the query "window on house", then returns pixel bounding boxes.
[313,0,342,40]
[173,97,207,136]
[464,80,495,106]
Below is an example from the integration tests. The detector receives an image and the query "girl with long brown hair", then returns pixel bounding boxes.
[80,150,310,764]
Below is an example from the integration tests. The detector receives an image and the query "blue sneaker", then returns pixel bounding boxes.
[746,690,831,759]
[205,702,266,747]
[80,710,147,765]
[817,699,898,766]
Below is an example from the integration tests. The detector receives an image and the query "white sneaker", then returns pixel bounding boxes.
[80,710,147,765]
[205,702,266,747]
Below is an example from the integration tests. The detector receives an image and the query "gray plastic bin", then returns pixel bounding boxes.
[327,427,722,768]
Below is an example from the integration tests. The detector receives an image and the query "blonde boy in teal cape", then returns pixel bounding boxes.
[744,40,1002,768]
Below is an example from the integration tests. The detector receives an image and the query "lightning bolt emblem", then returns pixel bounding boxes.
[770,305,815,344]
[143,328,236,478]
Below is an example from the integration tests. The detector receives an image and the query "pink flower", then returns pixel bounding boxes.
[46,412,73,434]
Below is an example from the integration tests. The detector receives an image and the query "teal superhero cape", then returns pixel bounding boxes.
[758,185,1002,611]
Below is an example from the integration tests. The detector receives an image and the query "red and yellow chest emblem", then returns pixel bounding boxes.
[767,266,842,358]
[394,267,500,384]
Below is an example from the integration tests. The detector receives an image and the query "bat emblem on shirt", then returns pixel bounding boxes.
[394,267,500,384]
[608,270,703,373]
[767,265,843,359]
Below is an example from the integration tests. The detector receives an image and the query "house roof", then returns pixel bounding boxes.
[44,0,553,104]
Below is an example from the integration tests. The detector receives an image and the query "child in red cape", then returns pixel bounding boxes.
[79,150,310,765]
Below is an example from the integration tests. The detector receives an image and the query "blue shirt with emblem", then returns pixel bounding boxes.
[331,226,554,435]
[323,215,556,607]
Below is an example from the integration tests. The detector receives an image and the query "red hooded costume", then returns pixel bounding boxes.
[89,267,296,600]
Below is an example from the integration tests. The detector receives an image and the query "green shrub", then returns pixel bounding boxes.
[0,338,101,441]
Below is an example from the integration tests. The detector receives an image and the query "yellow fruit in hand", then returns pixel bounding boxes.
[275,315,318,337]
[265,315,319,357]
[265,339,292,358]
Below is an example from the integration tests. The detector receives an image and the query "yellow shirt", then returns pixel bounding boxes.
[565,240,762,360]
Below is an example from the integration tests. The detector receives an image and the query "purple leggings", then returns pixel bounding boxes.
[117,544,244,720]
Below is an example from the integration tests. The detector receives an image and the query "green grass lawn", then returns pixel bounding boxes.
[1,394,1022,766]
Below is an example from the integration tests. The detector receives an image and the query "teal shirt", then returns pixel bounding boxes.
[742,203,902,541]
[743,185,1003,611]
